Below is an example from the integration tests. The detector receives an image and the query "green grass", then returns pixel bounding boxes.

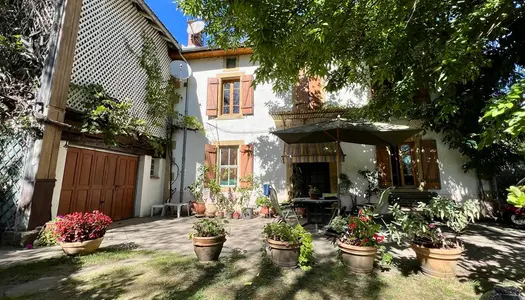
[1,249,482,300]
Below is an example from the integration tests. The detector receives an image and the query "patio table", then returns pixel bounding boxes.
[293,198,339,227]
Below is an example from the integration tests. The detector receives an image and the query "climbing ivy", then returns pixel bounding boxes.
[140,34,203,132]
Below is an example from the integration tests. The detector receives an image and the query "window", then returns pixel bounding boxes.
[391,143,417,186]
[150,158,160,178]
[377,140,441,189]
[219,146,238,186]
[225,57,237,69]
[221,79,241,115]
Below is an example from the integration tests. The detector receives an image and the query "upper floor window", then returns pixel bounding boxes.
[206,75,254,118]
[225,57,238,69]
[222,79,241,115]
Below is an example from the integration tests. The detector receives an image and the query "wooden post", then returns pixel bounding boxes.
[16,0,83,230]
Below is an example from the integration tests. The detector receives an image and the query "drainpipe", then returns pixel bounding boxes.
[179,78,190,203]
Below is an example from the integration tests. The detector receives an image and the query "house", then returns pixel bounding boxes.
[169,26,487,209]
[1,0,183,235]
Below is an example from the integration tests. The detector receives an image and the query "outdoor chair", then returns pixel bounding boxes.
[150,189,191,218]
[372,186,395,230]
[269,186,299,224]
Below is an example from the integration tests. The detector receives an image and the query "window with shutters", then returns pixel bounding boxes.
[205,143,254,188]
[206,74,254,118]
[376,140,441,189]
[219,146,239,186]
[221,79,241,115]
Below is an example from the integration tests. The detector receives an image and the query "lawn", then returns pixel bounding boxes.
[0,248,481,300]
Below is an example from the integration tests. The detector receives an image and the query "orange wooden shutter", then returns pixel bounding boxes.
[204,144,217,181]
[206,78,219,117]
[376,144,393,188]
[241,75,254,115]
[239,144,254,188]
[420,140,441,189]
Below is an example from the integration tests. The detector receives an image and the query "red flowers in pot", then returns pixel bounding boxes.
[54,210,112,255]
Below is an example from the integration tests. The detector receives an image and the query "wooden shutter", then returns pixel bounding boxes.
[376,144,393,188]
[420,140,441,189]
[239,144,254,188]
[241,75,254,115]
[204,144,217,181]
[206,78,219,117]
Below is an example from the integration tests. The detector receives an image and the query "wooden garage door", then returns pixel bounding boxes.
[58,148,138,221]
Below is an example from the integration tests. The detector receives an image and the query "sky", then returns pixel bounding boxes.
[145,0,188,46]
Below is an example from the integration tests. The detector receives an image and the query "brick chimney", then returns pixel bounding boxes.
[187,20,203,47]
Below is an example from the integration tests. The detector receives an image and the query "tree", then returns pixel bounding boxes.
[178,0,525,180]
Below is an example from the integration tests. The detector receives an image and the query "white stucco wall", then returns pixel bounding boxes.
[174,53,483,207]
[135,155,166,217]
[51,141,68,218]
[173,55,288,205]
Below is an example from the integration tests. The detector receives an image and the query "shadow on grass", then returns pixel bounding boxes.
[0,243,153,297]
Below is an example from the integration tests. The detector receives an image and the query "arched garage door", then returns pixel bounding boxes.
[58,147,138,221]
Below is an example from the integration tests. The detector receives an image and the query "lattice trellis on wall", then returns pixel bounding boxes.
[0,129,29,231]
[67,0,173,137]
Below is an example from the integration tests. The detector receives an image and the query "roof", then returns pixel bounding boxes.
[131,0,182,52]
[170,47,253,60]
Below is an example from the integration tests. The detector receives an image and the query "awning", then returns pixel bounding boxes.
[282,143,345,164]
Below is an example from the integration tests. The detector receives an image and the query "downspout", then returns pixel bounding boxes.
[179,77,190,203]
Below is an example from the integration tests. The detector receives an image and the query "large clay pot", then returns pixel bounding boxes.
[60,237,104,256]
[266,238,300,268]
[205,203,218,217]
[338,241,377,274]
[194,202,206,215]
[260,206,269,216]
[232,211,241,219]
[192,235,226,261]
[411,243,462,278]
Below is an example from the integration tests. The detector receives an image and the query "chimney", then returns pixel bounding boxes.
[187,20,203,47]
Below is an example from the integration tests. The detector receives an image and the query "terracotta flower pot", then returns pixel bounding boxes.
[205,203,218,217]
[194,202,206,215]
[60,237,104,256]
[295,207,306,218]
[260,206,269,216]
[266,238,301,268]
[232,212,241,219]
[411,243,463,278]
[192,235,226,261]
[338,241,377,274]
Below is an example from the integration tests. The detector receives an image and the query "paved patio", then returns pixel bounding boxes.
[0,216,524,291]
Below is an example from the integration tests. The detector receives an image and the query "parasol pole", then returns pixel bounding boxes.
[336,119,341,215]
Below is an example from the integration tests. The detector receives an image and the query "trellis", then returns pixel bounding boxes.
[67,0,173,137]
[0,127,29,231]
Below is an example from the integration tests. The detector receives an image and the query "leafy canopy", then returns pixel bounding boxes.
[178,0,525,178]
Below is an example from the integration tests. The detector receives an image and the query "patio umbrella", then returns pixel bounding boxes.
[271,117,422,202]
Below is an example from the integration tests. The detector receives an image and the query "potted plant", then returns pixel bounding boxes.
[187,176,206,216]
[388,196,480,278]
[329,208,388,274]
[232,211,241,219]
[54,210,112,255]
[256,196,271,216]
[263,222,314,270]
[189,218,228,261]
[308,186,322,200]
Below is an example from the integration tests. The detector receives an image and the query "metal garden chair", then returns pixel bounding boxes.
[268,186,299,224]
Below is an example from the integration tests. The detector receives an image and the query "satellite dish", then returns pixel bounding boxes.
[187,20,205,34]
[169,60,192,79]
